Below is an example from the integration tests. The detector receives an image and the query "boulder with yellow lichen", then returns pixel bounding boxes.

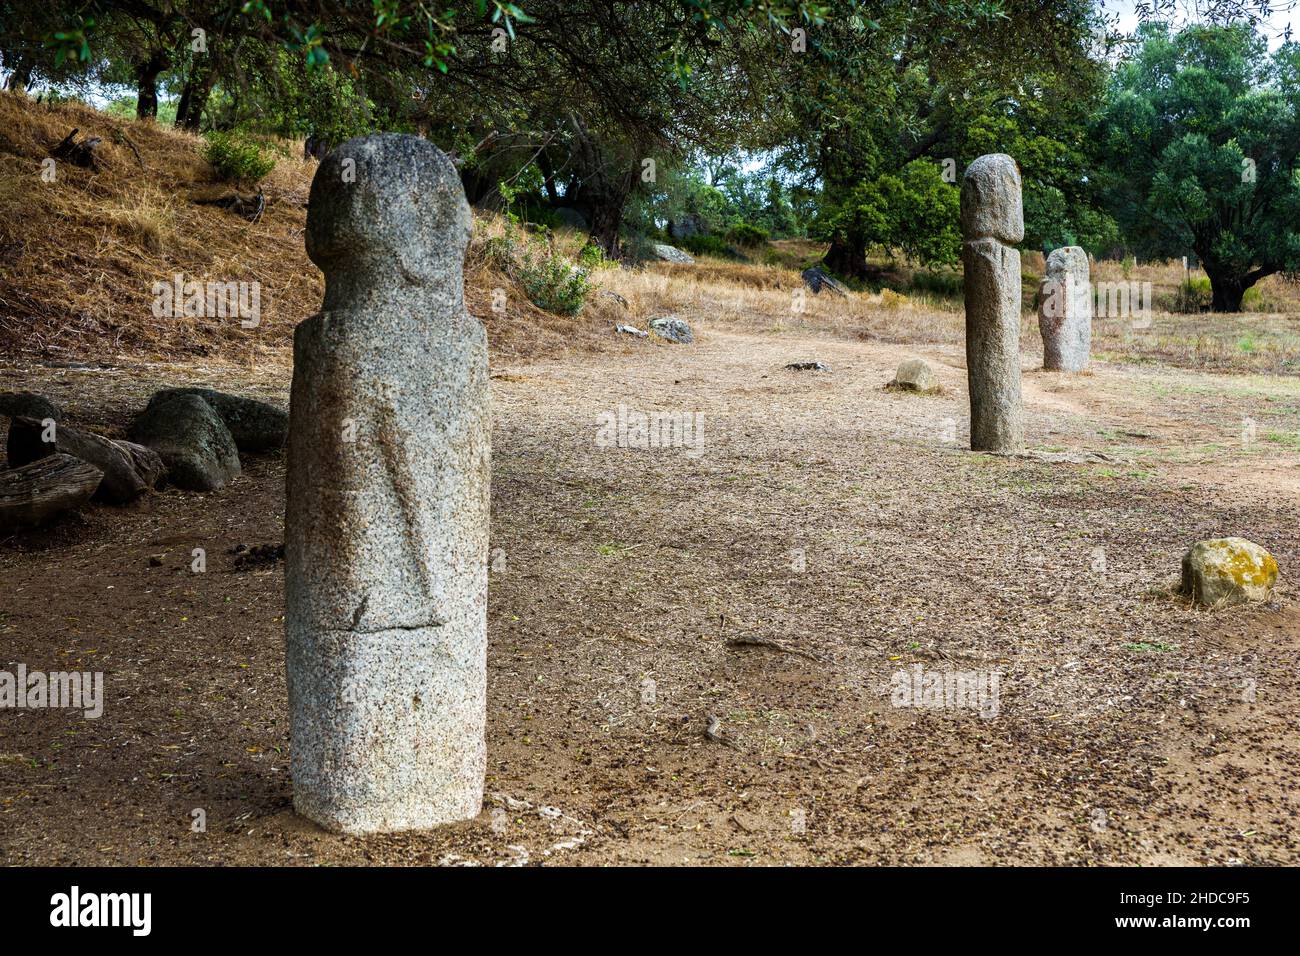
[1179,537,1278,608]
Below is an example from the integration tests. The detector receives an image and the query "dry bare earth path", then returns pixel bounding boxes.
[1,327,1297,865]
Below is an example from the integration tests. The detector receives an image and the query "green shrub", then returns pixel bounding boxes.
[909,268,963,298]
[203,131,276,184]
[1176,276,1212,313]
[678,234,737,259]
[724,223,769,247]
[517,246,593,314]
[577,241,611,270]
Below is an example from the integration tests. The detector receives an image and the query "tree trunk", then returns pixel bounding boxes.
[1204,265,1247,313]
[175,69,214,130]
[823,236,869,280]
[4,53,32,92]
[538,151,561,205]
[587,199,624,258]
[135,51,170,120]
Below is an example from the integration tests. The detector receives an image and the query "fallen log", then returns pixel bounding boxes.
[0,453,103,533]
[49,128,103,171]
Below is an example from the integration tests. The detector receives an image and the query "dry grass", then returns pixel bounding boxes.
[3,90,1296,377]
[0,92,621,365]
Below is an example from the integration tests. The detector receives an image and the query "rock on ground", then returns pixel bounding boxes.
[1180,537,1278,607]
[652,243,695,265]
[0,392,61,422]
[0,453,103,533]
[649,316,694,344]
[7,417,166,503]
[147,387,288,453]
[129,394,241,491]
[802,267,849,296]
[889,359,937,392]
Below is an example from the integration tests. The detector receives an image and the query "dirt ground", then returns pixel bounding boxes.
[2,320,1298,866]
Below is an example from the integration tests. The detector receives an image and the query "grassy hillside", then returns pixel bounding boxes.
[0,92,626,364]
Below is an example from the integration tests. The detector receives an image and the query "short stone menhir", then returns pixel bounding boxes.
[285,133,491,835]
[1038,246,1092,372]
[961,154,1024,453]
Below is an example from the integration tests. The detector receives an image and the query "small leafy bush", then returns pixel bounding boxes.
[678,234,735,258]
[203,131,276,184]
[514,242,593,315]
[1176,276,1212,313]
[725,223,769,247]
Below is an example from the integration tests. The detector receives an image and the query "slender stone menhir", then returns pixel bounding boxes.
[1038,246,1092,372]
[285,134,490,833]
[961,154,1025,452]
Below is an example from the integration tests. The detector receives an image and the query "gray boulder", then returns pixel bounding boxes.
[668,214,705,240]
[652,243,695,265]
[649,316,694,344]
[1180,537,1278,608]
[8,417,166,503]
[888,359,938,392]
[0,392,61,422]
[129,394,240,491]
[146,387,288,452]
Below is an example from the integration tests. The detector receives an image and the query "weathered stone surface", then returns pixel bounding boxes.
[7,417,166,503]
[0,392,61,422]
[649,316,694,344]
[615,323,648,338]
[117,441,167,490]
[962,154,1024,452]
[652,243,695,264]
[786,361,831,372]
[802,267,849,296]
[889,359,937,392]
[0,454,102,532]
[147,387,288,453]
[960,154,1024,246]
[1180,537,1277,607]
[129,393,240,491]
[286,133,490,834]
[1038,246,1092,372]
[668,213,705,239]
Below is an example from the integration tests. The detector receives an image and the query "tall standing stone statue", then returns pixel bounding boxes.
[285,134,490,834]
[961,154,1025,453]
[1038,246,1092,372]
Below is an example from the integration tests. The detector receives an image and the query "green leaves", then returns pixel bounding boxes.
[46,16,95,67]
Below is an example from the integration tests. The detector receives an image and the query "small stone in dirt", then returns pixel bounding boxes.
[129,394,240,491]
[801,267,849,296]
[615,324,648,338]
[0,392,61,422]
[651,243,695,265]
[146,387,288,453]
[786,361,831,372]
[232,542,285,570]
[1179,537,1277,608]
[887,358,938,392]
[649,316,694,344]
